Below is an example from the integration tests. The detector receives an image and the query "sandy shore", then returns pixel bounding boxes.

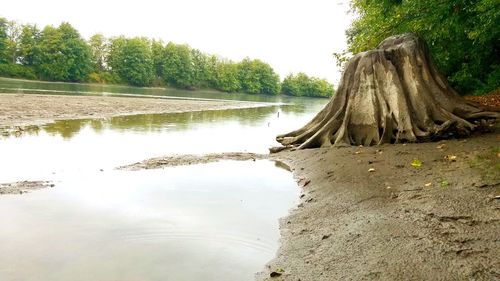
[114,130,499,280]
[258,132,499,281]
[0,93,271,128]
[117,152,268,170]
[0,181,55,195]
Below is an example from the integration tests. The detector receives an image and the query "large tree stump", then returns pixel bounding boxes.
[276,34,499,149]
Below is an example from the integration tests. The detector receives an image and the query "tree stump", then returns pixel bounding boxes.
[276,34,499,149]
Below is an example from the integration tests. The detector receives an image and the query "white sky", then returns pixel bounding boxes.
[1,0,354,84]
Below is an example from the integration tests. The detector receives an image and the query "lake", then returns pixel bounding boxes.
[0,78,328,281]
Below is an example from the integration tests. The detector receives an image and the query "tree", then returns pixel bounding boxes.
[162,42,194,88]
[151,39,165,80]
[36,23,92,81]
[108,36,154,86]
[237,58,280,95]
[275,34,498,150]
[214,59,241,92]
[282,73,334,98]
[18,24,41,66]
[347,0,500,95]
[191,48,211,88]
[88,33,108,72]
[5,20,22,64]
[0,18,9,64]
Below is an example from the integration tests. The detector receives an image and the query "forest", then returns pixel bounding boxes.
[0,18,333,98]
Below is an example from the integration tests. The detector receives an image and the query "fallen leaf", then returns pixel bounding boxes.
[303,179,311,187]
[411,159,422,168]
[444,155,457,162]
[386,186,392,189]
[436,144,447,149]
[424,182,432,187]
[368,168,376,172]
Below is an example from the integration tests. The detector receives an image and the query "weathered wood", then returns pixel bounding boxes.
[276,34,499,149]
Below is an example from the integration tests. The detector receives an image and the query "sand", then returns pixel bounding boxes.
[258,131,499,281]
[115,130,499,280]
[0,93,271,128]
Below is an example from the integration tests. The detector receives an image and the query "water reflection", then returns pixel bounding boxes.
[0,160,299,281]
[41,106,281,139]
[0,78,329,280]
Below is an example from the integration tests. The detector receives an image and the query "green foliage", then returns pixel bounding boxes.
[281,73,334,98]
[108,36,154,87]
[161,43,194,88]
[89,33,108,73]
[0,17,326,98]
[0,63,36,79]
[191,48,213,88]
[5,20,22,64]
[87,71,119,84]
[151,39,165,79]
[36,23,92,82]
[347,0,500,95]
[0,18,8,64]
[19,24,41,66]
[214,60,241,92]
[237,58,280,95]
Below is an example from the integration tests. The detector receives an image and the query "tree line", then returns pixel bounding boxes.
[340,0,498,95]
[0,18,333,98]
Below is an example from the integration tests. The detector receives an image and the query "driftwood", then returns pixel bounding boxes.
[276,34,499,149]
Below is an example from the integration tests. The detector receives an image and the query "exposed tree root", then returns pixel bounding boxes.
[276,34,499,149]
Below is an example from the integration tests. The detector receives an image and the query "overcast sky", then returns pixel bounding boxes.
[2,0,354,84]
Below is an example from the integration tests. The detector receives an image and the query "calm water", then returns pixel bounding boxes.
[0,78,328,281]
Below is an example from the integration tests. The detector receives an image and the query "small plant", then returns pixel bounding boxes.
[440,180,449,188]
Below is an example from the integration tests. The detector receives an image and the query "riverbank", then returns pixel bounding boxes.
[111,130,499,280]
[258,131,499,280]
[0,93,272,129]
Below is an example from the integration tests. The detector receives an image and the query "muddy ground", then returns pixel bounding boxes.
[0,181,55,195]
[117,131,499,280]
[0,93,270,129]
[257,131,500,281]
[117,152,268,170]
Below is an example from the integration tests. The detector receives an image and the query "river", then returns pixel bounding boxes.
[0,78,328,281]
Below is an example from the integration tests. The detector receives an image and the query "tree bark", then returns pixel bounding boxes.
[276,34,499,149]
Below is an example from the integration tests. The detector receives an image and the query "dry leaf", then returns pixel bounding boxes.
[444,155,457,162]
[368,168,376,172]
[411,159,422,168]
[436,144,447,149]
[424,182,432,187]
